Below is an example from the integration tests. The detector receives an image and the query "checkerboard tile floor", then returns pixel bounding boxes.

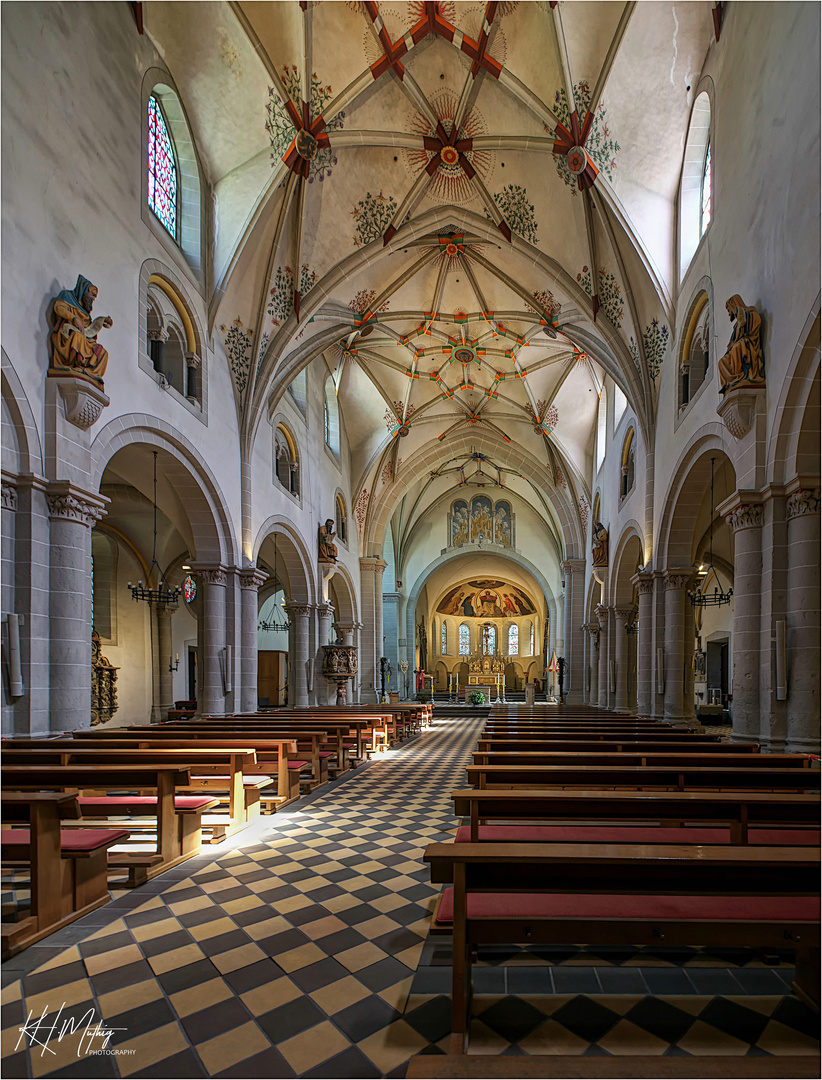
[2,714,818,1078]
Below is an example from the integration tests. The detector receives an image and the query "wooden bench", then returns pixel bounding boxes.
[465,762,822,792]
[472,750,809,770]
[451,788,821,843]
[1,792,129,958]
[424,841,821,1053]
[1,764,205,885]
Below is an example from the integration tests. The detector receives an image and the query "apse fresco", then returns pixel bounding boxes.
[437,579,536,618]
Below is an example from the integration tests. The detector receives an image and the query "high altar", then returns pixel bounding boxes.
[467,653,505,685]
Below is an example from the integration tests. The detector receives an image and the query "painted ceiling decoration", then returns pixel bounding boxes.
[146,0,714,550]
[437,579,536,618]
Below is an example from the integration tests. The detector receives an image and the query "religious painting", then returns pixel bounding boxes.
[494,501,512,547]
[451,500,469,547]
[470,496,493,542]
[437,579,536,617]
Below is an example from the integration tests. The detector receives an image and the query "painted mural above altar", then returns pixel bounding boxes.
[437,579,536,618]
[450,498,513,548]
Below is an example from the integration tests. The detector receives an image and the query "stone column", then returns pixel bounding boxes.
[683,587,696,727]
[663,569,693,723]
[632,574,654,718]
[315,602,336,704]
[613,607,636,712]
[284,602,312,707]
[786,487,821,752]
[724,503,764,742]
[191,565,227,716]
[239,567,267,713]
[562,560,586,703]
[586,624,600,705]
[154,604,175,722]
[382,592,401,698]
[47,483,107,731]
[2,478,18,734]
[359,558,387,703]
[185,353,201,404]
[595,605,610,708]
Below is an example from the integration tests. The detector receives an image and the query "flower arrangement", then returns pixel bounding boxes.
[469,689,486,705]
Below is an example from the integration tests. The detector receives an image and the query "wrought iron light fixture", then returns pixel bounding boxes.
[258,532,290,634]
[689,457,733,608]
[128,451,181,607]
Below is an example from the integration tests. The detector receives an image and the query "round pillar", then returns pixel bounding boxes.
[596,604,610,708]
[285,602,312,707]
[155,603,175,722]
[632,574,654,718]
[47,485,106,731]
[239,567,268,713]
[562,560,586,703]
[613,606,636,712]
[786,487,821,752]
[586,624,600,705]
[195,566,227,716]
[725,504,763,742]
[663,570,693,723]
[316,602,335,704]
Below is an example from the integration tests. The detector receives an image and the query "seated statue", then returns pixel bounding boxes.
[318,519,338,562]
[49,275,112,385]
[592,520,608,568]
[717,295,765,394]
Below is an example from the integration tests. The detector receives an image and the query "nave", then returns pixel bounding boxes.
[2,714,818,1079]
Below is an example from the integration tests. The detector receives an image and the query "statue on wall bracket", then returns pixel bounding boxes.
[591,521,609,569]
[318,519,338,563]
[49,275,113,388]
[717,295,765,395]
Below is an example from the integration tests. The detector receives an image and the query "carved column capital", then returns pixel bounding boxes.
[724,504,764,532]
[562,559,586,575]
[46,482,107,527]
[147,327,169,342]
[316,602,336,620]
[664,568,695,591]
[787,488,821,519]
[284,602,313,621]
[239,567,268,591]
[631,572,654,595]
[360,558,388,577]
[595,604,611,627]
[190,564,227,587]
[185,352,201,370]
[614,606,637,621]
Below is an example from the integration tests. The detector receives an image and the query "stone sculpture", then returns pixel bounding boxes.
[318,519,338,562]
[717,295,765,394]
[592,520,609,567]
[49,275,113,385]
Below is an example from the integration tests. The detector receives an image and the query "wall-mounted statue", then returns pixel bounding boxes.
[49,275,113,386]
[592,521,609,568]
[318,519,338,562]
[717,295,765,394]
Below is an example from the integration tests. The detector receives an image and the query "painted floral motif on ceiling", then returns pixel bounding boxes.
[267,264,318,327]
[577,265,624,328]
[381,458,402,486]
[404,89,493,206]
[578,494,589,535]
[630,319,669,386]
[528,290,562,321]
[266,67,345,183]
[221,317,253,396]
[355,487,369,537]
[384,401,415,431]
[349,289,390,315]
[352,192,398,247]
[553,81,620,193]
[554,464,566,489]
[488,185,538,245]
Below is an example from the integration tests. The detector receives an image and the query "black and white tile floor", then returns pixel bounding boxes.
[2,715,818,1078]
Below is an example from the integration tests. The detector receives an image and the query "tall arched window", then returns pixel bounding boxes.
[680,91,712,280]
[324,378,340,454]
[441,622,448,655]
[613,384,627,427]
[700,142,712,236]
[147,95,178,238]
[458,623,470,655]
[529,621,535,655]
[335,493,347,543]
[508,624,519,656]
[595,387,607,472]
[620,428,635,500]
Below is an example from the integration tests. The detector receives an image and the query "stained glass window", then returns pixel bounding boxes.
[508,624,518,656]
[529,621,535,655]
[458,624,470,655]
[700,142,712,236]
[483,626,496,655]
[441,622,447,654]
[148,95,178,237]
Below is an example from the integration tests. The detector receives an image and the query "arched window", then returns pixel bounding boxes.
[288,369,308,416]
[441,622,448,654]
[613,384,627,427]
[529,621,535,655]
[458,623,470,655]
[274,423,300,496]
[483,626,497,656]
[508,624,518,656]
[679,291,711,411]
[144,272,202,407]
[335,493,347,543]
[596,386,607,472]
[324,379,340,454]
[680,91,712,280]
[147,95,178,238]
[620,427,635,501]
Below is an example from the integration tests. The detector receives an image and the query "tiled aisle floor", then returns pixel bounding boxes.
[2,714,819,1078]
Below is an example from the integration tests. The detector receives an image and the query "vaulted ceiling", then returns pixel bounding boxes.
[144,1,714,557]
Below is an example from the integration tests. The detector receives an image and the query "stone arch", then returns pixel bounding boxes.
[330,562,358,623]
[610,523,644,606]
[90,415,236,566]
[768,298,821,484]
[1,350,43,476]
[657,430,737,570]
[253,517,315,605]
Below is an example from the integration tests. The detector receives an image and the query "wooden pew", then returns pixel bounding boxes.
[451,788,821,843]
[424,841,821,1052]
[472,739,756,756]
[2,764,204,885]
[1,792,129,958]
[471,751,809,770]
[465,762,822,792]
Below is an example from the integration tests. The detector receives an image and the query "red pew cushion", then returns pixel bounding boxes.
[2,828,130,852]
[77,796,215,811]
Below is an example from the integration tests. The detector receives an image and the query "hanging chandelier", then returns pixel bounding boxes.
[258,532,291,633]
[689,456,733,608]
[128,451,182,607]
